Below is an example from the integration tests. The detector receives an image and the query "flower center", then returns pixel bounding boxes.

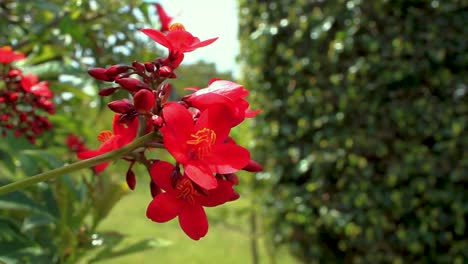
[169,23,185,31]
[97,130,113,142]
[186,128,216,159]
[176,178,198,204]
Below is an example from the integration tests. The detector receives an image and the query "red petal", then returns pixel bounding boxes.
[162,102,193,141]
[184,162,217,190]
[146,192,183,223]
[185,37,218,52]
[178,204,208,240]
[165,30,196,52]
[76,149,101,160]
[208,144,251,174]
[112,114,138,144]
[194,105,234,144]
[150,161,175,191]
[155,3,173,32]
[93,162,110,174]
[76,149,110,174]
[200,179,235,207]
[160,128,189,164]
[140,28,172,49]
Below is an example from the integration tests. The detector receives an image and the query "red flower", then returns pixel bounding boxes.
[77,114,138,173]
[140,24,217,54]
[66,134,88,153]
[146,161,238,240]
[183,79,261,127]
[161,102,250,190]
[155,3,173,32]
[0,46,25,64]
[20,73,53,98]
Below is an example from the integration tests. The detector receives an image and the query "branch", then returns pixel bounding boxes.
[0,132,158,195]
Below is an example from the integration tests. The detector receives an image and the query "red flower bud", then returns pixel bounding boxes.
[115,78,149,92]
[132,61,146,73]
[88,67,114,81]
[108,99,134,113]
[144,62,155,72]
[19,112,27,122]
[157,66,176,78]
[159,83,173,104]
[98,87,119,96]
[105,64,131,78]
[126,169,136,190]
[151,115,163,127]
[9,93,18,102]
[133,89,155,113]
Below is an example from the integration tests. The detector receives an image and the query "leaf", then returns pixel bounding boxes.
[0,191,55,221]
[0,148,16,176]
[88,237,161,263]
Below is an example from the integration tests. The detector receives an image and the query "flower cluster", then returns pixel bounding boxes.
[78,4,262,240]
[0,46,54,143]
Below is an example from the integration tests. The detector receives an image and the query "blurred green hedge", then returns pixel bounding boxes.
[238,0,467,262]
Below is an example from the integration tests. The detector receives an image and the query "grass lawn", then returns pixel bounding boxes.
[92,182,298,264]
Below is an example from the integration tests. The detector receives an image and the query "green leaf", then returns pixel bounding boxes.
[0,191,55,221]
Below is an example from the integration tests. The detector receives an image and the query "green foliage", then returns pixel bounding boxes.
[0,1,164,262]
[238,0,467,262]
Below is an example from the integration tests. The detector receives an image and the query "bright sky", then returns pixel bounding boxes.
[158,0,240,77]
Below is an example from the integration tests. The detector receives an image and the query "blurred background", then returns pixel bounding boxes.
[0,0,467,263]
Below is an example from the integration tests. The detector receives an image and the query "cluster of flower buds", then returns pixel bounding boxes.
[0,46,54,144]
[78,4,262,240]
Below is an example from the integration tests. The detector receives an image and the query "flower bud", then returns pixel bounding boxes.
[157,66,176,78]
[88,67,114,81]
[9,93,18,102]
[144,62,155,72]
[151,115,163,127]
[105,64,131,78]
[132,61,146,73]
[133,89,155,113]
[126,169,136,190]
[98,87,119,96]
[159,83,173,103]
[115,78,148,92]
[107,99,134,114]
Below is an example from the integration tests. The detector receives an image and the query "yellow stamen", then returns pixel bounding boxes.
[187,128,216,159]
[97,130,113,142]
[169,23,186,31]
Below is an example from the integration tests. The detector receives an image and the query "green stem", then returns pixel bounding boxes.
[0,132,158,195]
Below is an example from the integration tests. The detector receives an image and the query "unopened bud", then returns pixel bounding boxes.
[126,169,136,190]
[105,64,131,78]
[157,66,176,78]
[144,62,155,72]
[133,89,155,113]
[115,78,149,92]
[88,67,114,81]
[151,115,163,127]
[159,83,173,103]
[98,87,119,96]
[132,61,146,73]
[9,93,18,102]
[107,99,134,114]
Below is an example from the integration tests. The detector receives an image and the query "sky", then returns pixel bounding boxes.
[158,0,240,77]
